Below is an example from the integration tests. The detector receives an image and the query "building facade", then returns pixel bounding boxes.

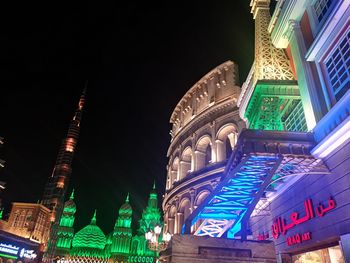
[42,88,86,261]
[162,61,245,235]
[0,203,51,246]
[55,185,162,263]
[247,0,350,261]
[162,0,350,262]
[0,203,51,262]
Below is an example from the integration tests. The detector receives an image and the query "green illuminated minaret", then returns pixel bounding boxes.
[138,182,161,235]
[56,190,76,252]
[111,193,133,258]
[242,0,307,131]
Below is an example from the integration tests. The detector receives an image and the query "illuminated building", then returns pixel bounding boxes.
[109,193,132,262]
[162,0,350,262]
[42,88,86,261]
[162,61,244,235]
[0,202,51,245]
[56,190,76,255]
[129,183,162,263]
[55,186,161,263]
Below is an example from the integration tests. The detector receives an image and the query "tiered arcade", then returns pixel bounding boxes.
[163,61,245,235]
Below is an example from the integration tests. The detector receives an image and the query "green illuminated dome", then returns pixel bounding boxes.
[119,193,132,217]
[72,210,106,250]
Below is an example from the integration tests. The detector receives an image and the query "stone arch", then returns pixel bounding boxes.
[168,205,177,235]
[194,135,212,170]
[179,146,192,180]
[177,198,191,234]
[195,190,210,207]
[193,190,211,233]
[216,123,238,162]
[170,156,179,186]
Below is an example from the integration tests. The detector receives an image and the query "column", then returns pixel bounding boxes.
[215,139,224,162]
[286,20,324,130]
[168,217,175,235]
[194,151,205,170]
[175,212,184,234]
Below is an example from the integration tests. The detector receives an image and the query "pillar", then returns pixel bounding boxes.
[215,139,224,162]
[194,151,205,170]
[286,20,324,130]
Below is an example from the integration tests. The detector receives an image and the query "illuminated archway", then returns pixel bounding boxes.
[195,135,212,170]
[216,124,237,162]
[179,147,192,179]
[177,198,191,234]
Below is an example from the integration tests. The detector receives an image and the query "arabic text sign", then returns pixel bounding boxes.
[272,197,336,239]
[0,243,37,259]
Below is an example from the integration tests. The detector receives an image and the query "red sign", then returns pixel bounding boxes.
[286,232,311,246]
[257,232,269,240]
[272,197,336,239]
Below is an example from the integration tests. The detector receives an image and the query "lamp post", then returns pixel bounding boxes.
[145,225,171,263]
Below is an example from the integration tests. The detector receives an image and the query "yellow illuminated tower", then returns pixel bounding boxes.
[42,88,86,261]
[239,0,307,131]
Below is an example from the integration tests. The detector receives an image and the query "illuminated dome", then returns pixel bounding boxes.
[63,189,76,214]
[118,193,132,217]
[72,210,106,250]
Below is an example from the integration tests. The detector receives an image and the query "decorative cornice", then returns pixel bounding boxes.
[269,0,308,48]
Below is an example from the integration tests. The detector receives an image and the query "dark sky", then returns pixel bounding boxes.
[0,1,266,234]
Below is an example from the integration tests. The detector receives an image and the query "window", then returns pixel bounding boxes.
[324,29,350,101]
[292,245,344,263]
[313,0,334,23]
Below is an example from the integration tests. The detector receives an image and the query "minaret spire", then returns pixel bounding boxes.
[91,210,97,225]
[70,189,75,200]
[125,192,130,203]
[42,87,86,262]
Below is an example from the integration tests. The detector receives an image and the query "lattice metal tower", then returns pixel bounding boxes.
[42,88,86,262]
[245,0,307,131]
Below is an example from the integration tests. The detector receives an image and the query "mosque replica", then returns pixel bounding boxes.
[55,184,162,263]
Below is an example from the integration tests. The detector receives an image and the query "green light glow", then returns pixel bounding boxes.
[111,194,133,255]
[57,190,76,249]
[0,253,18,259]
[55,186,162,262]
[245,81,307,131]
[72,210,106,250]
[131,184,162,258]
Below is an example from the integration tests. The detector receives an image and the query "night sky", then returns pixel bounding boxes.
[0,1,272,234]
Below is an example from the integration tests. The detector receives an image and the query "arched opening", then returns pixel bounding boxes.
[178,199,191,234]
[195,135,212,170]
[194,190,210,232]
[171,157,179,185]
[216,124,237,162]
[225,138,233,159]
[168,206,177,235]
[179,147,192,180]
[205,144,212,165]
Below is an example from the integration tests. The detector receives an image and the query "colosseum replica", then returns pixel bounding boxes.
[163,61,245,235]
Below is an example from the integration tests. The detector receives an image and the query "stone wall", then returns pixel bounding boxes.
[161,234,276,263]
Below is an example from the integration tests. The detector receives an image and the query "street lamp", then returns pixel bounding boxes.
[145,225,171,263]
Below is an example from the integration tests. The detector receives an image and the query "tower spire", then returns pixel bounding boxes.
[70,189,75,200]
[125,192,130,203]
[91,210,97,225]
[250,0,295,82]
[240,0,306,132]
[42,88,86,262]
